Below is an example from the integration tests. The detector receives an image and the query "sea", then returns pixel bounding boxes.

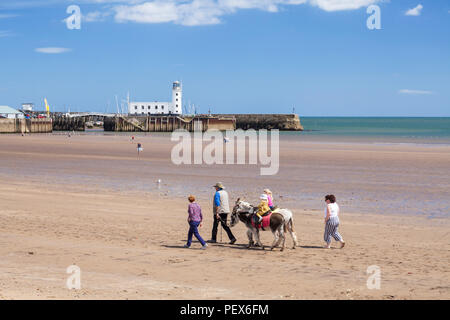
[294,117,450,145]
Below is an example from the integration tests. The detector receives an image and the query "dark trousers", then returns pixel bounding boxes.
[211,213,235,241]
[187,221,206,247]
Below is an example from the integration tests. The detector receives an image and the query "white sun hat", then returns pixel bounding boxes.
[260,194,268,201]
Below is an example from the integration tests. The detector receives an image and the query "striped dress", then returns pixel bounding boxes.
[324,203,343,244]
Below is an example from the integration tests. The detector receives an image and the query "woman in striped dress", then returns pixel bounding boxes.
[323,194,345,249]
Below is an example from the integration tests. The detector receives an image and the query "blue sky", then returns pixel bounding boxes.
[0,0,449,116]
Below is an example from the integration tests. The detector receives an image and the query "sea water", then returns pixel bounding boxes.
[295,117,450,144]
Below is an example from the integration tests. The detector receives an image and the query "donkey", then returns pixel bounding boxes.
[230,198,298,251]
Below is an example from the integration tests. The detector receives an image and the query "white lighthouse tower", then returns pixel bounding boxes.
[172,81,182,114]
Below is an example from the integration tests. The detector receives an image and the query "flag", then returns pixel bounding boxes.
[44,98,50,117]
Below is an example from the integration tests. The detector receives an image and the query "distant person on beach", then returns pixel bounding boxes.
[323,194,345,249]
[209,182,236,244]
[264,189,274,210]
[137,143,143,156]
[184,195,207,249]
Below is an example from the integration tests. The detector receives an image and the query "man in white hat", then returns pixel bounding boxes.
[208,182,236,244]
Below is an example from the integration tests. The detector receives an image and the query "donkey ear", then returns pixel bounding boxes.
[236,198,240,204]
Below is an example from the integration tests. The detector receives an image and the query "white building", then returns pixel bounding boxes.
[129,81,183,115]
[22,103,34,112]
[0,106,24,119]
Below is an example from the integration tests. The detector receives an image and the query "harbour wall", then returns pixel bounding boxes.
[3,113,303,133]
[104,114,303,132]
[0,118,53,134]
[214,114,303,131]
[52,116,86,131]
[104,115,236,132]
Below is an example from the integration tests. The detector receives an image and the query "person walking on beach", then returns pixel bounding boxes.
[184,195,208,249]
[323,194,345,249]
[209,182,236,244]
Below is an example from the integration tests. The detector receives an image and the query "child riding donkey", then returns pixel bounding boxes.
[255,194,272,230]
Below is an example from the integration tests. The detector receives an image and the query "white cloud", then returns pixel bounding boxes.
[115,1,180,24]
[35,47,72,54]
[405,4,423,16]
[1,0,388,26]
[399,89,434,95]
[83,11,112,22]
[0,30,14,37]
[114,0,312,26]
[0,13,19,19]
[115,0,381,26]
[309,0,379,12]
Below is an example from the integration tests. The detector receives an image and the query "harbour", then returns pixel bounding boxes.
[1,113,304,133]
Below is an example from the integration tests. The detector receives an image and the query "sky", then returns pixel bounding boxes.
[0,0,449,116]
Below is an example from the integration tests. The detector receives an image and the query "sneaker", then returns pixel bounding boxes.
[183,244,190,248]
[229,239,237,245]
[207,240,217,243]
[201,244,208,250]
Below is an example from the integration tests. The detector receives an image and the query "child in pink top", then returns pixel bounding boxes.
[264,189,274,210]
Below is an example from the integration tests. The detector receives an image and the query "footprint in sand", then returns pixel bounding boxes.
[167,258,187,264]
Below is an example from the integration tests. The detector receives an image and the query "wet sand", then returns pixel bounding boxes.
[0,134,449,299]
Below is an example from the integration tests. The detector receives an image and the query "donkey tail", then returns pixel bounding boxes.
[289,216,295,233]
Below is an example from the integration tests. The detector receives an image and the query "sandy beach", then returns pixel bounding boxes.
[0,133,449,300]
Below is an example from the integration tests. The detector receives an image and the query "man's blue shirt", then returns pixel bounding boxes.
[214,190,221,207]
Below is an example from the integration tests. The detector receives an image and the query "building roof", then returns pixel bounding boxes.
[0,106,21,114]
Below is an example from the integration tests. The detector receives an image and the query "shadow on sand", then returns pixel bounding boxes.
[163,241,325,251]
[162,244,206,250]
[299,245,323,249]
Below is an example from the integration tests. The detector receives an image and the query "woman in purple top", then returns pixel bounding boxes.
[184,195,208,249]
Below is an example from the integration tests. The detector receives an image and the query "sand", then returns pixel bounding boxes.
[0,133,449,300]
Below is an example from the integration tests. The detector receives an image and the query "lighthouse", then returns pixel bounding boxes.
[172,81,182,114]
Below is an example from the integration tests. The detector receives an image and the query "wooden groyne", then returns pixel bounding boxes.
[104,115,236,132]
[215,114,303,131]
[0,118,53,134]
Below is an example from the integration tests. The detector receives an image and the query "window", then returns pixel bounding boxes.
[156,106,158,110]
[176,93,178,96]
[135,106,137,110]
[176,99,178,102]
[162,106,164,110]
[142,106,144,110]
